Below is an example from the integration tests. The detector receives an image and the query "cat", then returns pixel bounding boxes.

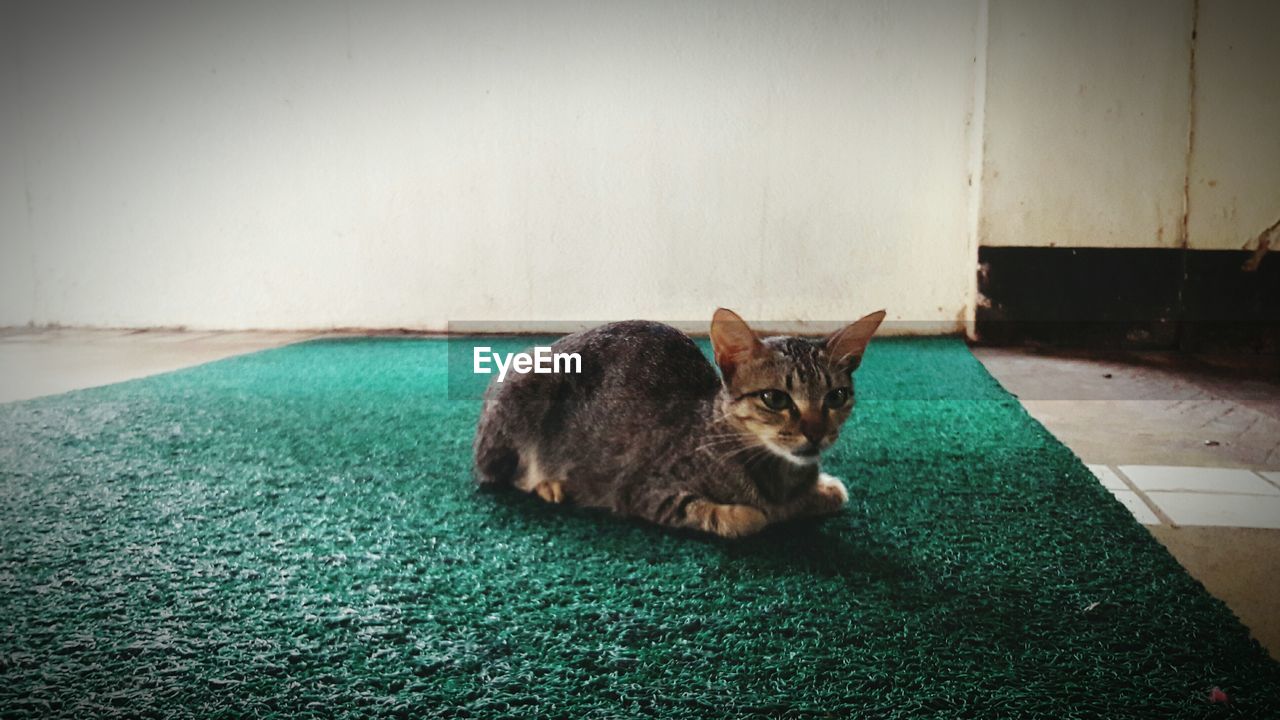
[472,307,886,538]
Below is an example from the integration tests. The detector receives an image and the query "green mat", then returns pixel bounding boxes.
[2,337,1277,718]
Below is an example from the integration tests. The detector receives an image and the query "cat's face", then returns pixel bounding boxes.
[710,308,886,466]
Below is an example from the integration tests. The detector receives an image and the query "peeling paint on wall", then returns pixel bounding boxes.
[1241,217,1279,272]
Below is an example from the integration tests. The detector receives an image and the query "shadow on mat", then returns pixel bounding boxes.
[480,486,916,590]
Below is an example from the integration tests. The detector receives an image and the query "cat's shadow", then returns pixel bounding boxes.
[697,517,914,587]
[482,487,913,589]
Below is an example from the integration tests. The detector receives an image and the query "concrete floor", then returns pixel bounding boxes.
[0,328,319,404]
[0,330,1276,659]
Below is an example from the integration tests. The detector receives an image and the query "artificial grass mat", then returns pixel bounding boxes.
[1,336,1278,719]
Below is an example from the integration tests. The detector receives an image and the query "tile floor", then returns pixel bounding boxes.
[1088,464,1280,529]
[1,331,1277,659]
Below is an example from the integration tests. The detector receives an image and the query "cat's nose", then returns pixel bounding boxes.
[799,417,825,446]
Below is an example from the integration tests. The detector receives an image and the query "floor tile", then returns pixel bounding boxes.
[1087,464,1128,490]
[1147,493,1280,529]
[1119,465,1279,495]
[1108,489,1160,525]
[1260,471,1280,490]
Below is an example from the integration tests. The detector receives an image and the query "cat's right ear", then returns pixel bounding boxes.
[710,307,762,381]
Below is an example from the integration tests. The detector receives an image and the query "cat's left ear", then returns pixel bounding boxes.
[710,307,763,381]
[826,310,887,372]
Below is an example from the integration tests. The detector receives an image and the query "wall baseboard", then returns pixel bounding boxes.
[976,247,1280,357]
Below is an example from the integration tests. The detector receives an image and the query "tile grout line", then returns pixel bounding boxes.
[1254,470,1280,493]
[1116,464,1280,495]
[1141,488,1280,497]
[1111,465,1179,528]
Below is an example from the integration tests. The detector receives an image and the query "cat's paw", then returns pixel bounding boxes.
[695,502,768,538]
[815,473,849,508]
[533,480,566,504]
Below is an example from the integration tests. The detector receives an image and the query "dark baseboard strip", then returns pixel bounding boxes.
[976,246,1280,356]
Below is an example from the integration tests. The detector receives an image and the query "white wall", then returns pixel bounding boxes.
[1187,0,1280,251]
[0,14,33,325]
[980,0,1194,248]
[979,0,1280,252]
[0,0,985,331]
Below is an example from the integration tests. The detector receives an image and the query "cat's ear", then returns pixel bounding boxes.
[826,310,887,372]
[710,307,763,380]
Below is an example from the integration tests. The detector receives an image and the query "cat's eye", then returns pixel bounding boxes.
[825,387,852,409]
[757,389,793,411]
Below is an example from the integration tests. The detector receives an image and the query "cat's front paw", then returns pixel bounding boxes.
[815,473,849,508]
[532,480,566,504]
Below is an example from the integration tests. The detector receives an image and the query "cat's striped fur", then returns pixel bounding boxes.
[473,308,886,538]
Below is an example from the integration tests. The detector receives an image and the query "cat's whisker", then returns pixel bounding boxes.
[693,437,749,451]
[740,446,774,467]
[692,433,744,443]
[692,435,755,453]
[695,439,763,457]
[694,431,746,442]
[714,441,771,464]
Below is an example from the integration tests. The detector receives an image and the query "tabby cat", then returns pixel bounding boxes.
[472,308,886,538]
